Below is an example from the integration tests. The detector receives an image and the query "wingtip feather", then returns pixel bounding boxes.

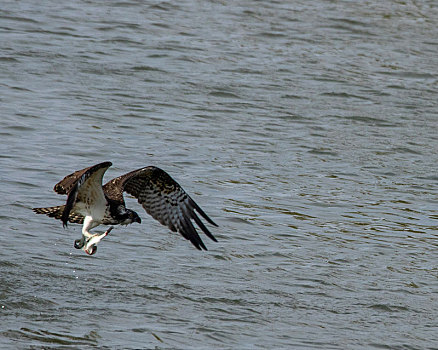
[189,197,218,227]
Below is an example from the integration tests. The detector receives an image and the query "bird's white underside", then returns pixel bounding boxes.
[76,167,112,251]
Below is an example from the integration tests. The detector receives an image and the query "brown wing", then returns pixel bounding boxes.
[103,166,218,251]
[53,163,107,195]
[60,162,112,227]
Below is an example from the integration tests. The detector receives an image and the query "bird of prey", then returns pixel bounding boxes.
[33,161,218,255]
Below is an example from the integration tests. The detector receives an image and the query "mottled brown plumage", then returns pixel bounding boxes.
[103,166,218,250]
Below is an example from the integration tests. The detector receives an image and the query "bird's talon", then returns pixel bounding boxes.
[74,239,84,249]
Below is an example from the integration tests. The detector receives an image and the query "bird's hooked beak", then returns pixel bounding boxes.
[135,216,142,224]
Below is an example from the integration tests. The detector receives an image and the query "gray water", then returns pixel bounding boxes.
[1,0,438,349]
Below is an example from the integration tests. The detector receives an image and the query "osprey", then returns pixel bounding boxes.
[33,162,218,255]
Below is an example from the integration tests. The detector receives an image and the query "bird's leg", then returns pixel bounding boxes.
[83,226,114,255]
[75,216,97,250]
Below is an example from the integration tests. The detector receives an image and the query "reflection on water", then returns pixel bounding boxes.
[1,0,437,348]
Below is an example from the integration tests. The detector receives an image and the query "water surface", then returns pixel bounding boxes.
[1,0,437,349]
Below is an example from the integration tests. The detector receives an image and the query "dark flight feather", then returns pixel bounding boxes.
[103,166,218,250]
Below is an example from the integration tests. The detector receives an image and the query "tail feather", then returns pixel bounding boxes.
[33,205,84,224]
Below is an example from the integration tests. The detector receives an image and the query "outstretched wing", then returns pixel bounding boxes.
[58,161,112,227]
[103,166,218,251]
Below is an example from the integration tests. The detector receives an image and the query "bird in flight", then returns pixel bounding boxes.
[33,161,218,255]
